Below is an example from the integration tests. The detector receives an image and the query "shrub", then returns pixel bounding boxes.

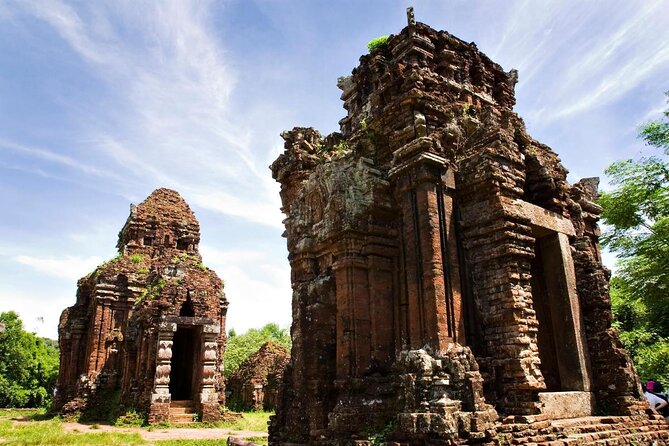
[114,408,146,427]
[367,35,389,53]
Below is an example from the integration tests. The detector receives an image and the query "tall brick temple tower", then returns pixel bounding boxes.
[270,10,669,445]
[55,188,228,423]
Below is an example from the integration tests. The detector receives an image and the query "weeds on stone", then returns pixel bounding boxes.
[114,408,146,427]
[78,390,121,423]
[497,433,510,446]
[130,253,145,264]
[367,35,389,53]
[136,278,167,305]
[366,420,395,446]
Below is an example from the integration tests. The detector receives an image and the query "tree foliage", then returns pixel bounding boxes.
[224,323,290,377]
[0,311,59,408]
[601,92,669,386]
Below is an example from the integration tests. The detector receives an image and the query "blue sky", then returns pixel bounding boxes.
[0,0,667,339]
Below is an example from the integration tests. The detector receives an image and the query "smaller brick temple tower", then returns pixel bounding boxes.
[55,188,228,423]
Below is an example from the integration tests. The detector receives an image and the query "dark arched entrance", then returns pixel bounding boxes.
[169,325,197,400]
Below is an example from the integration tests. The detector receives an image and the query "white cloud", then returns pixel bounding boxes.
[481,0,669,131]
[7,0,283,228]
[15,254,103,281]
[0,290,72,339]
[639,97,669,124]
[0,138,123,180]
[222,265,292,333]
[200,245,292,333]
[516,2,669,124]
[190,190,284,229]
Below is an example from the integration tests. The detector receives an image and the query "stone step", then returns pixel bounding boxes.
[169,406,196,415]
[168,400,198,423]
[169,413,198,424]
[502,415,669,446]
[170,400,195,408]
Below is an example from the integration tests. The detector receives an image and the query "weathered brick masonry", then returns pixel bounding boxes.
[270,10,669,446]
[228,341,289,411]
[55,188,228,423]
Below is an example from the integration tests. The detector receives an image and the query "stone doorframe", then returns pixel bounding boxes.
[149,316,220,422]
[502,197,594,417]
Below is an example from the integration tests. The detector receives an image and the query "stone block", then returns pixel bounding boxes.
[538,391,594,419]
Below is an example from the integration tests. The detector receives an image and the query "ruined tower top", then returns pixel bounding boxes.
[117,188,201,255]
[335,19,518,141]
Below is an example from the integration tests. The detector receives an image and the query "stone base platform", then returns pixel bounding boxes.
[497,414,669,445]
[273,415,669,445]
[538,392,595,420]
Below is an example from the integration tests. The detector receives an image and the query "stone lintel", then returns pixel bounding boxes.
[500,197,575,236]
[202,324,221,334]
[163,316,216,327]
[538,391,594,419]
[158,322,177,332]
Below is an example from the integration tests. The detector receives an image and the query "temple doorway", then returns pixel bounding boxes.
[169,326,198,400]
[530,231,590,392]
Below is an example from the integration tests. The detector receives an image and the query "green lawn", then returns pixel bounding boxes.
[0,409,270,445]
[0,414,145,445]
[218,411,271,432]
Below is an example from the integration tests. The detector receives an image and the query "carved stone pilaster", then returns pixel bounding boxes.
[151,323,176,404]
[200,325,220,404]
[199,324,222,422]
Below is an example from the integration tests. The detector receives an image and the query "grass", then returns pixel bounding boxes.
[155,441,238,446]
[0,409,270,445]
[243,436,268,445]
[0,416,145,445]
[218,411,271,432]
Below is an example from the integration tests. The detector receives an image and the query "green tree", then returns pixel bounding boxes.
[0,311,59,408]
[600,91,669,386]
[223,323,290,377]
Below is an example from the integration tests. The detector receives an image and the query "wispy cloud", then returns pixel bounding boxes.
[492,1,669,126]
[546,3,669,122]
[639,96,669,124]
[190,190,284,229]
[6,0,283,228]
[0,138,122,180]
[200,245,292,332]
[15,254,103,281]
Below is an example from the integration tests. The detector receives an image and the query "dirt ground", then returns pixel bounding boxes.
[61,421,267,442]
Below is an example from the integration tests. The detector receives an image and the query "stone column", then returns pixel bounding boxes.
[200,323,221,421]
[367,252,396,369]
[333,236,371,379]
[149,322,175,423]
[390,138,464,352]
